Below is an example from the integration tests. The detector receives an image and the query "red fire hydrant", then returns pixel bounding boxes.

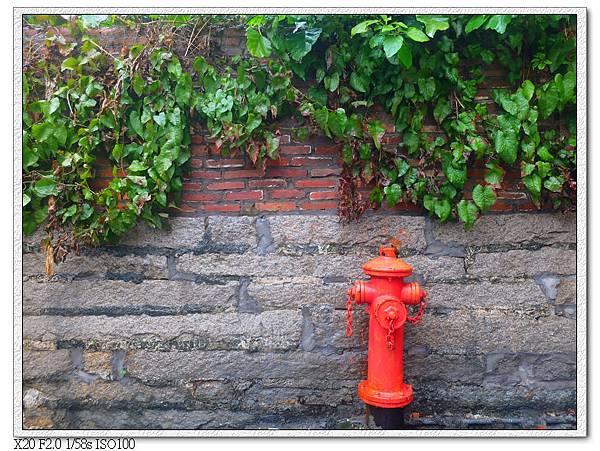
[346,245,427,421]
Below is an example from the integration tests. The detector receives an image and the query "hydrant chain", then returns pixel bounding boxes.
[406,297,427,325]
[345,293,353,337]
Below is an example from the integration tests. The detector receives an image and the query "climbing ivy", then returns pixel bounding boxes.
[23,14,576,268]
[244,14,576,227]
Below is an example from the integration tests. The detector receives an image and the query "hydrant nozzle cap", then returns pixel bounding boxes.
[362,248,413,278]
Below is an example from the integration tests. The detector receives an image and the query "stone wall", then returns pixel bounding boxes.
[21,211,577,430]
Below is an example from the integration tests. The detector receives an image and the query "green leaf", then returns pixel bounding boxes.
[433,98,451,124]
[81,203,94,220]
[31,122,53,142]
[433,198,451,222]
[132,73,144,97]
[484,162,505,186]
[368,120,386,150]
[129,110,144,138]
[314,107,330,138]
[457,199,479,230]
[495,129,518,164]
[485,15,512,34]
[370,186,383,204]
[342,143,353,165]
[538,84,559,118]
[383,35,404,59]
[246,27,272,58]
[472,184,497,213]
[167,57,182,78]
[324,72,340,92]
[384,184,402,207]
[521,80,535,101]
[34,177,59,197]
[61,57,78,71]
[153,112,166,127]
[328,108,348,139]
[351,19,378,36]
[465,15,488,33]
[544,175,564,193]
[417,77,436,101]
[112,143,123,160]
[416,15,449,38]
[397,44,412,68]
[349,72,368,93]
[174,73,192,106]
[23,193,31,207]
[523,173,542,205]
[403,132,419,154]
[405,27,429,42]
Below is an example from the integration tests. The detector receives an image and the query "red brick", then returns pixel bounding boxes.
[496,190,527,200]
[314,145,342,156]
[206,181,245,190]
[205,159,246,169]
[191,170,221,179]
[517,202,539,212]
[266,157,290,167]
[249,179,286,188]
[224,190,264,201]
[175,203,198,213]
[182,192,222,202]
[295,178,337,188]
[256,202,296,212]
[191,144,208,156]
[490,202,515,212]
[266,168,307,178]
[281,145,312,155]
[290,156,333,166]
[182,182,202,191]
[279,134,291,144]
[299,201,338,210]
[202,203,241,213]
[382,135,403,145]
[271,189,305,199]
[311,168,341,177]
[223,169,262,179]
[309,191,338,200]
[191,135,204,144]
[190,158,204,168]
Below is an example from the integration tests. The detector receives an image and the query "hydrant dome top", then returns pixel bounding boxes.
[362,246,413,278]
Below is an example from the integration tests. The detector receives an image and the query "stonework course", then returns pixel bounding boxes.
[21,211,577,430]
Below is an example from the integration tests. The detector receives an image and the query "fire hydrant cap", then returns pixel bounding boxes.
[362,246,413,277]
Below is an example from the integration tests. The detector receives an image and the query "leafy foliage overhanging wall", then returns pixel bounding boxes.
[22,14,576,266]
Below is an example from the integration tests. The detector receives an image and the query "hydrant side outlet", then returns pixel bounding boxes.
[346,245,427,410]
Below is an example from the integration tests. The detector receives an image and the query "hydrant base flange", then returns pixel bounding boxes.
[358,380,413,409]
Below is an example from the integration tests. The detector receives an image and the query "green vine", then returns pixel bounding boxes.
[23,14,576,268]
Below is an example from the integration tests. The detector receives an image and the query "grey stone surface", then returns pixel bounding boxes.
[405,353,486,384]
[24,311,303,352]
[404,255,467,282]
[207,215,257,248]
[468,248,576,279]
[425,280,548,310]
[20,212,579,429]
[120,217,205,248]
[23,279,238,315]
[23,350,72,381]
[66,408,256,429]
[177,253,317,277]
[432,212,576,247]
[268,215,427,253]
[126,350,366,383]
[247,277,347,309]
[555,277,576,305]
[23,252,168,279]
[406,310,576,354]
